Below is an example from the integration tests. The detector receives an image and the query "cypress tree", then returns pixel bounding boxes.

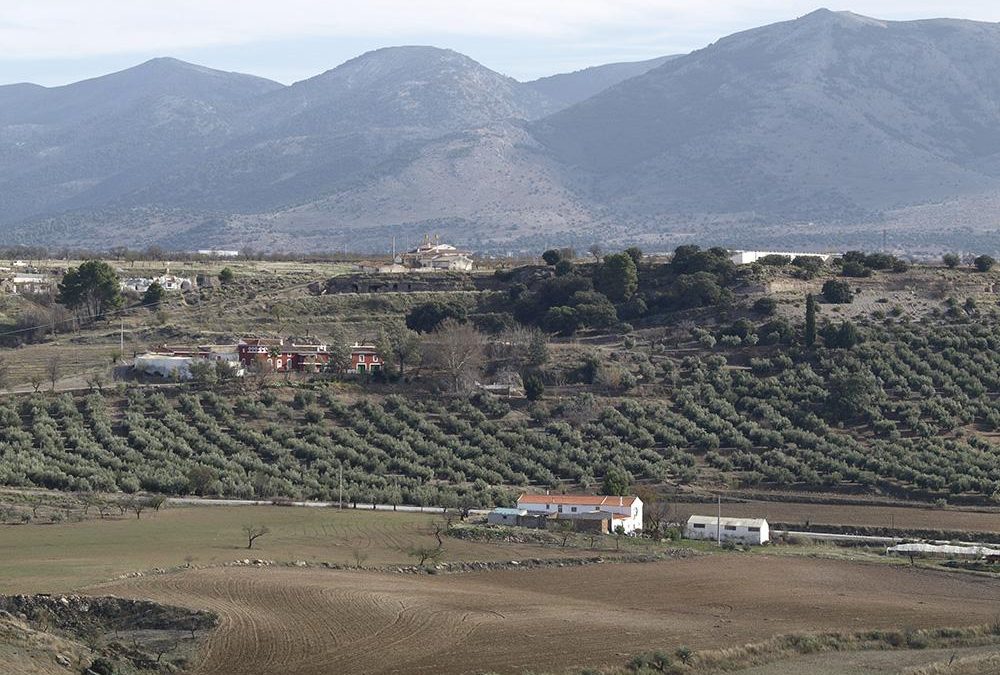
[804,293,817,347]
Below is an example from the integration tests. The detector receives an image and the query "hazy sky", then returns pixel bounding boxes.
[2,1,1000,86]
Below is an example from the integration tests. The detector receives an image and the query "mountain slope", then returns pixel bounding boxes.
[533,9,1000,223]
[0,59,284,223]
[7,12,1000,252]
[525,55,677,110]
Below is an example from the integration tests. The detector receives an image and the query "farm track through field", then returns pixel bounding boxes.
[99,555,1000,675]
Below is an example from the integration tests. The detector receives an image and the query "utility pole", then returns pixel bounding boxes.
[120,320,125,361]
[338,463,344,510]
[717,494,722,547]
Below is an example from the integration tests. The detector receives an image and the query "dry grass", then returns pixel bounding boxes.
[905,652,1000,675]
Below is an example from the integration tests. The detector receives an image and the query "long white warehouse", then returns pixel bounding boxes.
[685,515,770,545]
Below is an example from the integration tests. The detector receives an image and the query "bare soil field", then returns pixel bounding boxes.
[672,501,1000,534]
[97,555,1000,675]
[0,506,639,594]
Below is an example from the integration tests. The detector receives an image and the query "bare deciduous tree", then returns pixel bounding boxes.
[131,496,151,520]
[553,519,575,548]
[423,319,485,393]
[96,500,112,520]
[244,524,270,549]
[408,544,443,567]
[46,356,62,391]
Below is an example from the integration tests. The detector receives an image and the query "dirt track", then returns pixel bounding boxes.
[99,555,1000,675]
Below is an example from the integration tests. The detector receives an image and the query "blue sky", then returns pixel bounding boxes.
[2,1,999,86]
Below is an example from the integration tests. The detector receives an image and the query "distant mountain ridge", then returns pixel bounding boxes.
[3,10,1000,254]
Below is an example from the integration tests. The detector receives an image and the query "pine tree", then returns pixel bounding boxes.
[804,293,817,347]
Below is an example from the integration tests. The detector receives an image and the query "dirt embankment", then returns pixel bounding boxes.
[0,595,216,674]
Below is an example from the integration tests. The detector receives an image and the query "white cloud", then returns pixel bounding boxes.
[1,1,999,60]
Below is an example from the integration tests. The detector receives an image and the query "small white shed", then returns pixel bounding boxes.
[685,515,769,545]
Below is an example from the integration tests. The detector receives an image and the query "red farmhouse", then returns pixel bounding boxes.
[238,337,331,373]
[350,343,382,374]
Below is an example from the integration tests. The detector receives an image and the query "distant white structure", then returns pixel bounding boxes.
[487,507,529,526]
[402,237,474,272]
[134,349,242,380]
[685,515,770,545]
[120,271,193,293]
[730,251,834,265]
[134,354,197,380]
[517,494,643,534]
[356,261,409,274]
[121,277,154,293]
[887,542,1000,559]
[7,273,53,294]
[197,249,240,258]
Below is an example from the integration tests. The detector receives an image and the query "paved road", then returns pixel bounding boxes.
[166,496,491,515]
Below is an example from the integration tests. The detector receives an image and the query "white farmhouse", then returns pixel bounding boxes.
[685,515,769,545]
[517,494,643,534]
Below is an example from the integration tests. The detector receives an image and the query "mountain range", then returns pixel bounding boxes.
[3,9,1000,254]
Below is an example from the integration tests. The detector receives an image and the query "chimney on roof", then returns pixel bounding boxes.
[619,496,623,506]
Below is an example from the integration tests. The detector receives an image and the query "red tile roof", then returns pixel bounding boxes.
[517,494,637,507]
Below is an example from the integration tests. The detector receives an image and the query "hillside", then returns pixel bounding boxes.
[533,9,1000,228]
[5,12,1000,252]
[524,55,676,110]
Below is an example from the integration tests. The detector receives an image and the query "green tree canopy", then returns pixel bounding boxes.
[541,249,562,265]
[974,255,995,272]
[804,293,817,347]
[377,321,422,376]
[821,279,853,304]
[602,466,631,496]
[406,301,467,333]
[142,281,166,308]
[943,253,960,269]
[57,260,123,321]
[594,252,638,303]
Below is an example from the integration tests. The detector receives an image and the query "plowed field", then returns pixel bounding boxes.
[99,555,1000,675]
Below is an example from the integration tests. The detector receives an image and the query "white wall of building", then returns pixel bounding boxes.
[517,496,643,533]
[730,251,833,265]
[685,515,769,544]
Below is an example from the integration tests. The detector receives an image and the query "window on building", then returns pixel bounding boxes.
[693,523,705,529]
[748,527,760,532]
[724,525,737,531]
[571,507,577,513]
[357,364,366,373]
[558,505,563,512]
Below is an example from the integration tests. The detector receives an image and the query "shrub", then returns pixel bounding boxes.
[753,297,777,315]
[974,255,996,272]
[821,279,853,304]
[943,253,960,268]
[542,249,562,265]
[523,373,544,401]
